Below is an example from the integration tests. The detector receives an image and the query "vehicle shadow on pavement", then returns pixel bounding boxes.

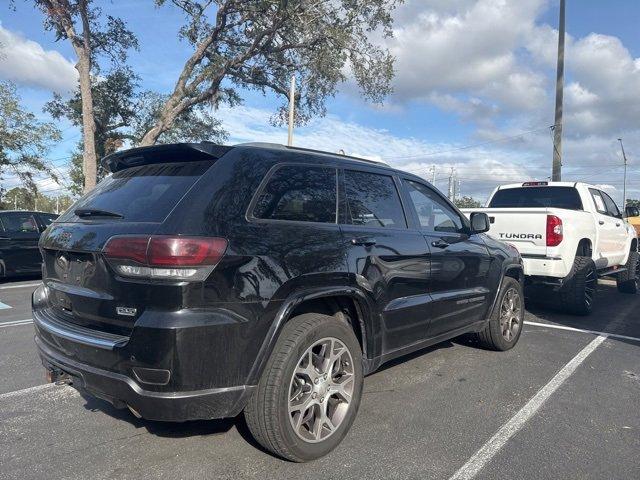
[0,274,41,285]
[524,282,640,349]
[78,391,274,455]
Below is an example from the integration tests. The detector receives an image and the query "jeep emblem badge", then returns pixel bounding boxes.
[116,307,137,316]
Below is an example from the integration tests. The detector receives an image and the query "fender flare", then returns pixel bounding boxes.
[487,262,524,320]
[244,286,377,386]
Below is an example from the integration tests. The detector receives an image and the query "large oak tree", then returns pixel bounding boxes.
[139,0,400,145]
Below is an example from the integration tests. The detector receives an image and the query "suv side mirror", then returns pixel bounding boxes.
[470,212,490,234]
[625,206,640,218]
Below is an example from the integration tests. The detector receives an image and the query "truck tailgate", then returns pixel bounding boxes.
[464,208,550,256]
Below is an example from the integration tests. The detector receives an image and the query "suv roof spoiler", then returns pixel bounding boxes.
[101,143,233,173]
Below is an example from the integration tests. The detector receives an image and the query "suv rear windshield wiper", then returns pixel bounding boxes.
[75,208,124,219]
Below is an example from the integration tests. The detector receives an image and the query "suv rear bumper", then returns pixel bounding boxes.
[35,335,255,422]
[32,284,261,422]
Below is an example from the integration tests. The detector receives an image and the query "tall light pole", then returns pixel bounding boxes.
[287,74,296,146]
[618,138,628,211]
[552,0,566,181]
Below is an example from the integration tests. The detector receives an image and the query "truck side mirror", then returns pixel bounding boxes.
[625,206,639,218]
[470,212,490,234]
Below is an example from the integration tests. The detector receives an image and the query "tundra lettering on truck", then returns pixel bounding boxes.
[498,233,543,240]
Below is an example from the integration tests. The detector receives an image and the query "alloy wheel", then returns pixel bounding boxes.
[584,267,597,307]
[499,287,522,341]
[288,337,355,443]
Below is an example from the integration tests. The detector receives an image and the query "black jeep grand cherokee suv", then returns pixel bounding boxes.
[34,142,523,461]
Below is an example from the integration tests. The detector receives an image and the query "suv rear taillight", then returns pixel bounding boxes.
[546,215,563,247]
[103,236,228,280]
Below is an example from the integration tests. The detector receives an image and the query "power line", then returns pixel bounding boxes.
[382,126,552,161]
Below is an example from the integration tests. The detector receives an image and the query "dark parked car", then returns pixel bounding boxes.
[0,210,58,278]
[33,143,523,461]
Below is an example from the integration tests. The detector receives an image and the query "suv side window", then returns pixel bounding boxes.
[405,180,463,233]
[589,188,607,215]
[0,213,39,234]
[601,191,621,218]
[252,164,337,223]
[343,170,407,228]
[38,213,58,227]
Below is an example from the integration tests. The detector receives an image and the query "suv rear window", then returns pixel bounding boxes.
[488,186,583,210]
[60,161,211,223]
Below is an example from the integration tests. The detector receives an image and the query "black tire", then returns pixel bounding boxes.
[476,276,524,351]
[244,313,363,462]
[559,256,597,315]
[617,250,639,294]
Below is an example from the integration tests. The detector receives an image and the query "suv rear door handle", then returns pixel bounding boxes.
[598,220,605,225]
[351,237,377,247]
[431,239,450,248]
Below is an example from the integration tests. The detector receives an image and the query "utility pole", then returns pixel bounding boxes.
[14,196,17,210]
[287,74,296,147]
[552,0,566,181]
[448,168,455,200]
[618,138,628,211]
[429,165,436,185]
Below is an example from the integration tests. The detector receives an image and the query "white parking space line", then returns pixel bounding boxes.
[0,301,12,310]
[448,334,607,480]
[0,282,41,290]
[0,318,33,328]
[525,320,640,343]
[0,383,55,400]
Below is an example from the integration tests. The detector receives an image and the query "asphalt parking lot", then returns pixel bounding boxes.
[1,277,638,480]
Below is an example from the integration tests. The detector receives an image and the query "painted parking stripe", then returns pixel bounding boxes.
[0,282,42,290]
[0,301,12,310]
[0,319,33,328]
[449,334,607,480]
[524,320,640,343]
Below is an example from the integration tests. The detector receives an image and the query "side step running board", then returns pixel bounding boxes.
[598,266,627,277]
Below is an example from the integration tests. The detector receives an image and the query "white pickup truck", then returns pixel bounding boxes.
[463,181,638,315]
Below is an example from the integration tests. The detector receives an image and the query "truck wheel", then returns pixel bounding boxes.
[616,250,639,294]
[244,313,363,462]
[476,277,524,351]
[560,256,597,315]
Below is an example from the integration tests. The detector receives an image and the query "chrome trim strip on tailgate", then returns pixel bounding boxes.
[33,309,129,350]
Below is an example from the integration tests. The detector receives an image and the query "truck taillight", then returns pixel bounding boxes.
[103,235,228,280]
[546,215,563,247]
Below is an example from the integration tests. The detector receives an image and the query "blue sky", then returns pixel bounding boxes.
[1,0,639,203]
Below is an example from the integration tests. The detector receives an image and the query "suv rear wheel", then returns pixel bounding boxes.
[560,256,597,315]
[616,250,639,294]
[476,276,524,351]
[245,313,363,462]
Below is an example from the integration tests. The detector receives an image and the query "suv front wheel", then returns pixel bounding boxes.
[245,313,363,462]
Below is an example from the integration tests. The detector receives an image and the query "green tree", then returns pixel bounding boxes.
[139,0,401,145]
[1,186,74,213]
[35,0,138,192]
[0,81,61,191]
[626,199,640,209]
[45,69,227,193]
[454,196,483,208]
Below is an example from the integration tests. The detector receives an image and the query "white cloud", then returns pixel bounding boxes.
[0,24,78,93]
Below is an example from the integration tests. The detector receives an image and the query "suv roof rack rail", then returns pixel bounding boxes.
[236,142,389,167]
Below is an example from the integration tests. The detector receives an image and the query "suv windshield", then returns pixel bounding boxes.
[60,161,211,223]
[489,186,583,210]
